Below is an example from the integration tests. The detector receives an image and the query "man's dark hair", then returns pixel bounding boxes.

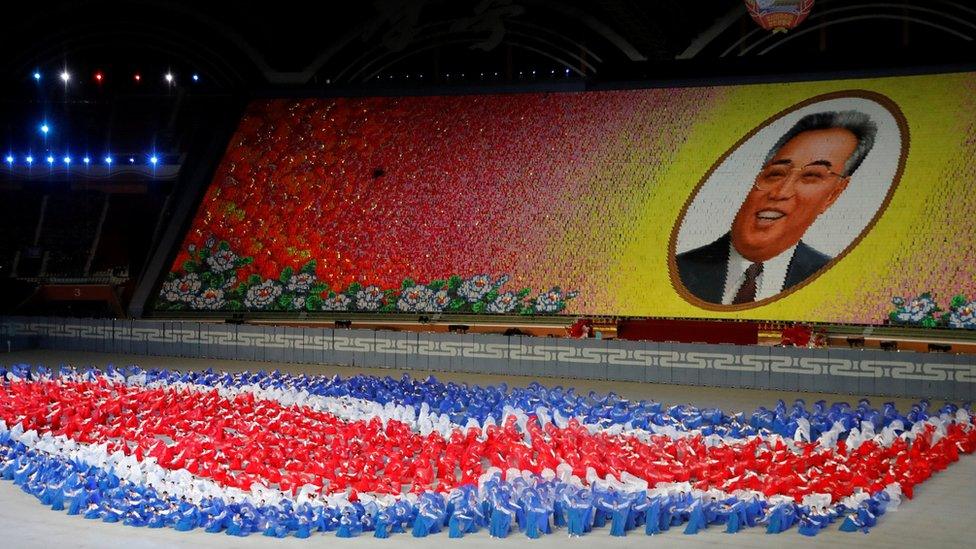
[764,111,878,176]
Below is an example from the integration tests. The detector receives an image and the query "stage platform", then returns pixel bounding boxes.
[1,349,973,549]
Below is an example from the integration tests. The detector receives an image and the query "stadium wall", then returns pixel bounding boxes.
[2,316,972,401]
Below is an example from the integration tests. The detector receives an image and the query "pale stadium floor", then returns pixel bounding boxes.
[0,349,973,549]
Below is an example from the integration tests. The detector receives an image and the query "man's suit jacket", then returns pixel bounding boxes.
[675,232,831,304]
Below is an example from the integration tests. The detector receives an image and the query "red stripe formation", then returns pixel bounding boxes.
[2,377,974,503]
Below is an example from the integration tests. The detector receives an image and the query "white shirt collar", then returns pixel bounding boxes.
[721,241,798,305]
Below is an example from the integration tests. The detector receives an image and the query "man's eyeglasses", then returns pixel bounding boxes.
[754,163,847,190]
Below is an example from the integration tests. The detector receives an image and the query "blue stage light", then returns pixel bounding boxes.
[5,155,13,164]
[63,155,71,165]
[25,156,33,165]
[46,155,54,164]
[192,74,199,82]
[104,156,113,165]
[83,156,90,164]
[149,155,158,165]
[128,157,135,164]
[33,72,41,81]
[40,123,50,135]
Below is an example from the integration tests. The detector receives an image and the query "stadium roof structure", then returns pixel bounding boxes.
[1,0,974,94]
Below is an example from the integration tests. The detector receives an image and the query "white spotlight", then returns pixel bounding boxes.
[60,70,70,82]
[165,72,174,83]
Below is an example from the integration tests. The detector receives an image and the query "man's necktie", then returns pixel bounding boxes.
[732,262,764,304]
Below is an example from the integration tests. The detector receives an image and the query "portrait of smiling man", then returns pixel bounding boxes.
[676,110,878,305]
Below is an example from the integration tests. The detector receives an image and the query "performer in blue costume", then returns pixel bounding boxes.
[101,499,125,524]
[567,489,593,537]
[336,507,356,538]
[644,496,662,535]
[858,505,877,528]
[263,512,290,538]
[465,492,484,533]
[725,500,747,533]
[552,484,568,528]
[797,515,820,537]
[449,506,473,538]
[174,504,200,532]
[744,498,764,527]
[150,503,179,528]
[659,499,677,531]
[523,491,549,539]
[360,511,375,534]
[374,508,391,538]
[630,492,650,530]
[598,491,631,537]
[683,500,707,535]
[224,513,251,537]
[294,514,312,538]
[489,492,518,538]
[766,503,796,534]
[839,512,870,533]
[411,497,440,537]
[65,484,87,516]
[204,505,230,533]
[392,502,410,534]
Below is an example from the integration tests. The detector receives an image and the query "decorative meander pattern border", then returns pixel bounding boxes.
[2,317,973,400]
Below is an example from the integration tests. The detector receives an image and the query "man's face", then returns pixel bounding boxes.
[730,128,856,262]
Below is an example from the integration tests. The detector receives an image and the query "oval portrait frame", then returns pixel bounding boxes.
[667,90,910,311]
